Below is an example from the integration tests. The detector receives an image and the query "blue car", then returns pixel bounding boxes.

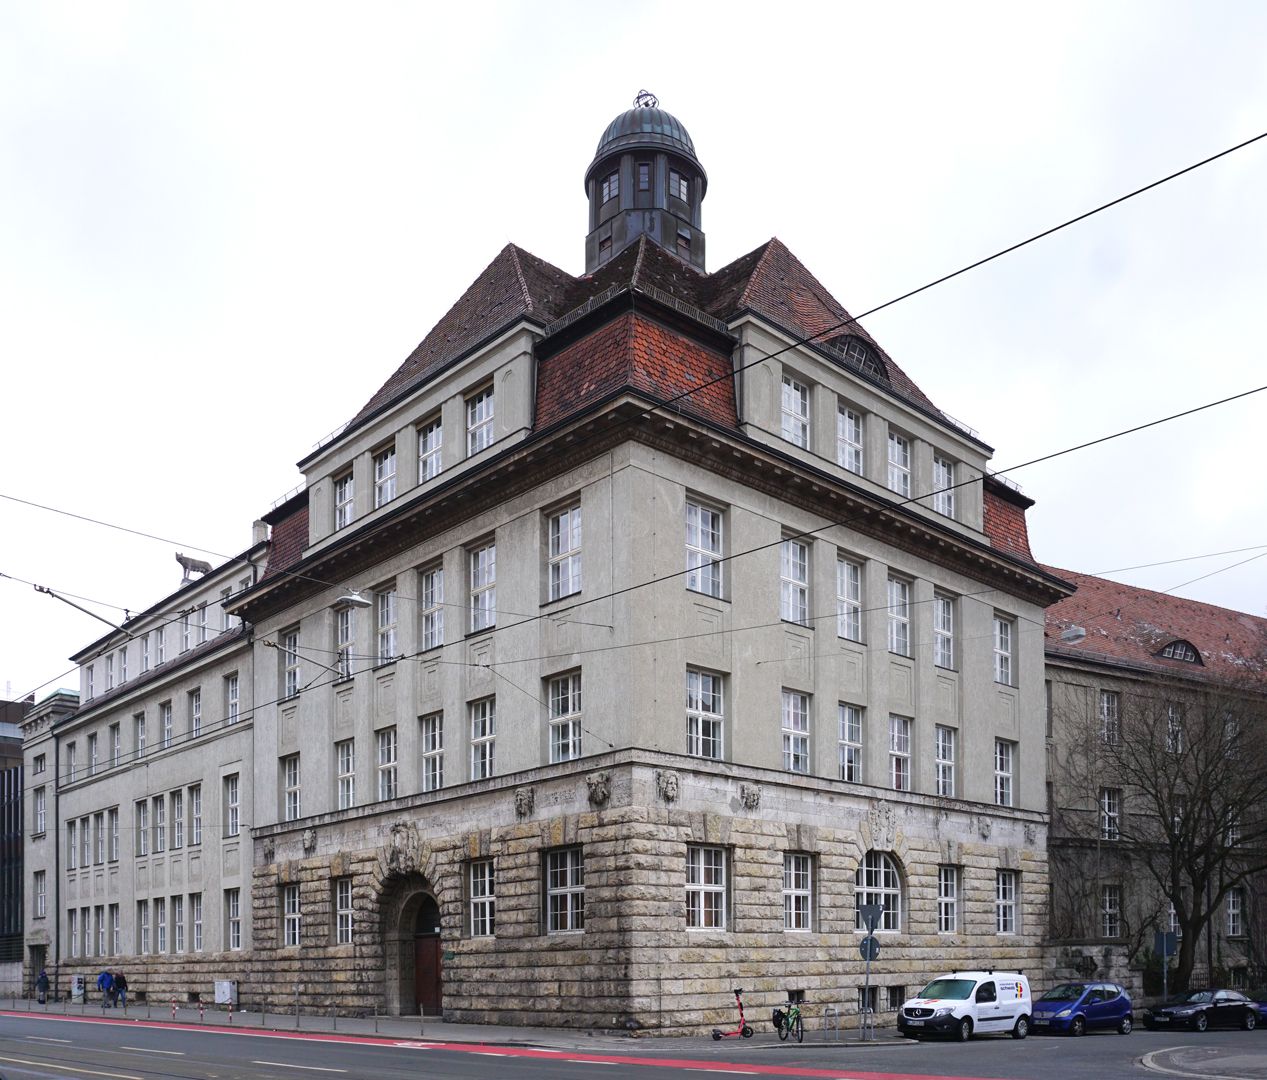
[1031,982,1133,1035]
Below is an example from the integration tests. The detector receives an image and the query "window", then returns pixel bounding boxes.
[110,723,120,766]
[34,787,46,833]
[676,230,692,259]
[1160,640,1200,663]
[336,740,355,809]
[418,416,442,481]
[133,803,147,857]
[1099,690,1120,744]
[86,665,94,700]
[189,785,202,845]
[783,853,812,931]
[67,741,77,781]
[226,888,241,950]
[837,403,863,474]
[855,851,901,931]
[335,877,354,944]
[470,860,495,937]
[34,870,46,917]
[996,870,1018,933]
[134,903,146,955]
[466,386,494,455]
[109,903,120,954]
[373,445,397,507]
[155,897,167,953]
[282,627,300,698]
[637,162,650,191]
[1101,884,1121,939]
[836,556,862,641]
[935,725,956,797]
[779,539,809,625]
[932,455,956,517]
[933,594,955,668]
[155,626,165,664]
[470,699,495,780]
[181,611,191,652]
[191,893,202,952]
[164,698,176,747]
[598,235,611,260]
[153,796,166,853]
[993,616,1014,685]
[220,587,232,632]
[686,846,726,929]
[686,669,724,759]
[601,171,619,202]
[1171,794,1187,835]
[105,653,114,691]
[283,884,301,946]
[224,774,240,837]
[469,543,496,632]
[334,472,354,529]
[86,733,98,776]
[121,644,131,681]
[226,676,239,723]
[421,713,443,792]
[937,866,958,933]
[781,690,810,773]
[780,375,810,447]
[420,566,443,650]
[548,505,582,600]
[889,715,911,791]
[173,895,185,953]
[282,754,301,821]
[377,727,398,800]
[171,790,184,849]
[334,607,355,678]
[1166,703,1185,754]
[887,432,911,497]
[141,633,150,672]
[95,906,105,956]
[887,577,910,656]
[994,740,1015,807]
[1100,787,1121,840]
[668,168,688,201]
[197,603,208,645]
[108,808,118,861]
[685,501,723,597]
[33,753,44,776]
[376,588,397,663]
[545,848,585,933]
[1227,888,1245,936]
[548,673,583,763]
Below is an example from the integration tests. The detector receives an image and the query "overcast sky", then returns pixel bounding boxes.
[3,0,1266,701]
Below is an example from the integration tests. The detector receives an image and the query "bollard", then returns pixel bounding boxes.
[199,1001,205,1023]
[228,999,233,1024]
[171,997,177,1021]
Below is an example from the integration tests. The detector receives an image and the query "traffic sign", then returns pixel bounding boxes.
[859,903,884,932]
[859,935,880,961]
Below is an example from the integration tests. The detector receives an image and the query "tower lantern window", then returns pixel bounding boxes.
[601,172,619,203]
[638,163,650,191]
[669,169,689,201]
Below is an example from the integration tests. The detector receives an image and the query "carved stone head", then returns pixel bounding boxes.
[514,787,535,819]
[655,769,679,803]
[586,771,611,807]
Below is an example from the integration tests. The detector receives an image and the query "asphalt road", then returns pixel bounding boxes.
[0,1013,1264,1080]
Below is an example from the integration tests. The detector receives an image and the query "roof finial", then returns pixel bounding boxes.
[633,89,658,109]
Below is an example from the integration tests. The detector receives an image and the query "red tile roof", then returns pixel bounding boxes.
[1043,565,1267,683]
[983,487,1036,563]
[261,502,310,582]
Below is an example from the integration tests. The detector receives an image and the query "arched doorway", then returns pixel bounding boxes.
[380,873,443,1016]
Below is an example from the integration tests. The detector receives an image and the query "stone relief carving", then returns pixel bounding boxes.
[740,783,761,810]
[655,770,679,803]
[1024,823,1037,846]
[385,820,423,876]
[977,815,993,840]
[868,801,897,848]
[263,837,276,864]
[302,828,317,854]
[586,771,611,807]
[514,787,535,819]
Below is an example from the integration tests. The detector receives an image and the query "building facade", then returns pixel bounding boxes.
[26,98,1072,1030]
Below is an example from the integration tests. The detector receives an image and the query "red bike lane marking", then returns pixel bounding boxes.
[0,1012,995,1080]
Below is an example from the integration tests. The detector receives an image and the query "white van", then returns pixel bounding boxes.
[896,970,1032,1041]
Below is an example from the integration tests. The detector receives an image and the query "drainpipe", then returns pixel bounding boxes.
[52,725,60,999]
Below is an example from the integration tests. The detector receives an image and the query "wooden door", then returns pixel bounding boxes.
[414,936,442,1015]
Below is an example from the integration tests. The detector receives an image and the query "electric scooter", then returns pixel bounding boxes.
[712,987,755,1040]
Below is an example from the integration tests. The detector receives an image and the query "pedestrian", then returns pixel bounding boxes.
[113,971,127,1009]
[35,969,49,1005]
[96,968,114,1007]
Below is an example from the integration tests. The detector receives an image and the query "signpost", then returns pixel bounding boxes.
[858,904,883,1041]
[1154,931,1177,1003]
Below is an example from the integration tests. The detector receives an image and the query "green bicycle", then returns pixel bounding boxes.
[772,999,804,1042]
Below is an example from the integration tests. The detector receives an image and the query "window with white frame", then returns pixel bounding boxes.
[933,594,955,668]
[548,673,583,763]
[996,870,1018,933]
[335,607,354,678]
[1100,787,1121,840]
[686,669,724,760]
[191,893,202,952]
[87,733,98,775]
[119,646,129,681]
[837,403,863,474]
[685,501,723,597]
[466,386,494,455]
[781,690,810,773]
[110,723,120,766]
[376,588,397,663]
[334,472,354,530]
[134,903,146,955]
[935,725,956,797]
[889,715,911,791]
[224,773,240,837]
[932,455,956,517]
[781,375,810,447]
[282,628,300,698]
[282,884,301,946]
[171,790,184,849]
[336,739,355,809]
[669,168,689,201]
[133,803,147,857]
[418,416,442,481]
[34,870,45,917]
[335,877,354,944]
[548,505,582,600]
[887,577,910,656]
[86,665,94,699]
[779,539,809,625]
[887,431,911,497]
[470,860,495,936]
[153,796,166,853]
[686,845,727,929]
[141,633,150,672]
[226,888,241,950]
[95,906,105,956]
[994,739,1015,806]
[189,784,202,845]
[469,543,496,632]
[155,897,167,953]
[421,713,443,792]
[377,727,398,800]
[197,603,208,644]
[836,556,862,641]
[1227,888,1245,936]
[420,566,443,650]
[855,850,902,931]
[937,865,958,933]
[220,587,232,632]
[110,902,120,954]
[164,698,176,747]
[79,814,89,868]
[226,675,238,722]
[1099,690,1120,744]
[35,787,46,833]
[373,445,397,507]
[1101,884,1121,938]
[180,611,191,652]
[155,625,165,664]
[993,615,1014,685]
[545,848,585,933]
[105,653,114,691]
[108,808,118,860]
[283,754,301,821]
[783,853,812,931]
[173,895,184,953]
[67,740,77,780]
[469,699,495,780]
[1166,703,1185,754]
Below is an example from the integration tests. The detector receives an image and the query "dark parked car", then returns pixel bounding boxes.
[1031,982,1133,1035]
[1143,989,1259,1032]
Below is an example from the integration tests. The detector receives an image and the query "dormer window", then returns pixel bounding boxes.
[1158,640,1202,664]
[669,169,688,201]
[835,336,887,381]
[601,172,619,203]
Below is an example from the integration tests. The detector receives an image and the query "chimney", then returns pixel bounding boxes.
[252,520,269,546]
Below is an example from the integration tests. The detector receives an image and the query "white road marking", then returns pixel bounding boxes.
[251,1062,348,1073]
[1138,1045,1246,1080]
[26,1036,73,1043]
[120,1046,186,1054]
[0,1055,142,1079]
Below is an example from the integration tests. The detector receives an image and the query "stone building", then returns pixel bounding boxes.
[27,96,1072,1031]
[1044,567,1267,995]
